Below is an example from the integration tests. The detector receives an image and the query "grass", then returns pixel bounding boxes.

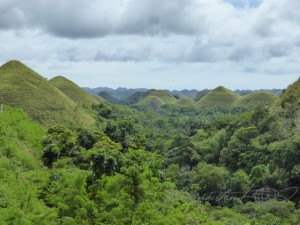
[235,92,277,107]
[0,60,95,127]
[146,90,178,104]
[196,86,277,109]
[126,91,148,105]
[176,97,195,106]
[138,95,165,109]
[196,86,240,108]
[49,76,101,107]
[0,106,44,169]
[279,78,300,130]
[134,90,177,108]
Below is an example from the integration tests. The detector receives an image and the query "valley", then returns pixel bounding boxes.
[0,60,300,224]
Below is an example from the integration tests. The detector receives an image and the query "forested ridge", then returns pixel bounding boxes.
[1,61,300,224]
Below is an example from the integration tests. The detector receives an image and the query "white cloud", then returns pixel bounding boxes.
[0,0,300,89]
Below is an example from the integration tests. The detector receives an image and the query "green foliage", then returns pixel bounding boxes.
[0,107,57,224]
[2,64,300,223]
[190,163,229,197]
[0,107,44,169]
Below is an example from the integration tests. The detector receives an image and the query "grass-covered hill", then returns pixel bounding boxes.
[195,86,277,108]
[0,60,95,127]
[196,86,240,108]
[279,78,300,130]
[49,76,102,107]
[236,92,277,107]
[125,91,148,105]
[146,90,177,104]
[0,107,54,223]
[280,77,300,107]
[138,95,166,109]
[176,96,195,106]
[130,89,178,108]
[194,89,211,101]
[98,91,121,104]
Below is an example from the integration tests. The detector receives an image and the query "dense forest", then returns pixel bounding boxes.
[1,61,300,224]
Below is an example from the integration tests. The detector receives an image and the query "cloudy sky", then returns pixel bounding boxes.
[0,0,300,90]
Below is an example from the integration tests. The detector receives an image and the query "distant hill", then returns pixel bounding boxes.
[139,95,165,109]
[135,90,178,108]
[0,60,95,127]
[146,90,177,104]
[85,87,148,100]
[98,92,121,104]
[236,92,277,107]
[176,97,195,106]
[196,86,240,108]
[49,76,102,107]
[170,89,199,98]
[85,86,282,105]
[126,91,148,105]
[194,89,211,101]
[234,89,282,95]
[195,86,278,108]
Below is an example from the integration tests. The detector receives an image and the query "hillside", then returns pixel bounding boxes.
[144,90,177,104]
[139,95,165,109]
[49,76,101,107]
[279,78,300,130]
[171,89,199,98]
[280,78,300,106]
[196,86,240,108]
[194,89,211,101]
[125,91,148,105]
[236,92,277,107]
[176,97,195,106]
[136,90,178,108]
[0,60,95,127]
[98,92,121,104]
[85,87,148,100]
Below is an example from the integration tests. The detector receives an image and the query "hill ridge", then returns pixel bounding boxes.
[0,60,95,127]
[49,76,102,107]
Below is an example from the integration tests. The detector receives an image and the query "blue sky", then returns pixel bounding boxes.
[224,0,262,8]
[0,0,299,90]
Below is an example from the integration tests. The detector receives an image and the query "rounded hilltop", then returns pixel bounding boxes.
[0,60,96,127]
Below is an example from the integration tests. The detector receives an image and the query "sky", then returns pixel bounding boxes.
[0,0,300,90]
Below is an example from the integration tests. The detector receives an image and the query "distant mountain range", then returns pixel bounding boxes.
[0,59,284,122]
[84,86,282,104]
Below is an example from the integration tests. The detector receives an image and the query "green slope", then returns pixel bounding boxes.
[196,86,240,108]
[126,91,148,105]
[0,107,57,222]
[194,89,211,101]
[236,92,277,107]
[279,78,300,130]
[92,94,106,103]
[0,60,95,127]
[280,78,300,106]
[176,97,195,106]
[49,76,101,107]
[138,95,165,109]
[146,90,177,104]
[98,91,120,104]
